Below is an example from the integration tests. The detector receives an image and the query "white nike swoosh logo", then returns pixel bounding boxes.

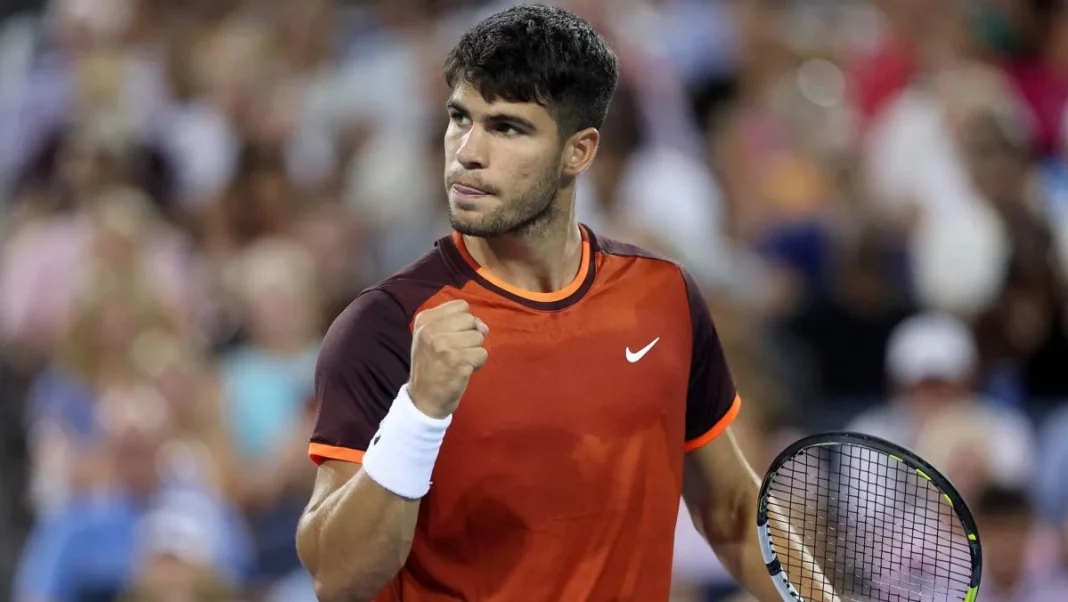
[626,337,660,363]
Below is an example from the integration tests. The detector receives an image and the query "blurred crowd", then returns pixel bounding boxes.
[1,0,1068,601]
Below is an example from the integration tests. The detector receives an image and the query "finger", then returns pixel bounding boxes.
[437,330,485,349]
[474,317,489,335]
[429,299,469,316]
[434,311,479,333]
[415,300,469,326]
[458,347,489,370]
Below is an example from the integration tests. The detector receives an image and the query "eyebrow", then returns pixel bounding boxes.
[446,100,538,132]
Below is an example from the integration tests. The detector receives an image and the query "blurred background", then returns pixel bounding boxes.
[0,0,1067,601]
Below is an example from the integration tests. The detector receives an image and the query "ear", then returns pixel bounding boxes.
[561,127,600,177]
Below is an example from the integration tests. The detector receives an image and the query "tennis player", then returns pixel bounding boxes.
[296,5,833,601]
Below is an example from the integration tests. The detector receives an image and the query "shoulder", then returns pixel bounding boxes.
[594,232,686,280]
[321,241,465,359]
[594,232,676,265]
[593,230,703,303]
[369,239,470,315]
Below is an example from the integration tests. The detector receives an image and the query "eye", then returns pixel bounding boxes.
[449,111,470,126]
[496,124,522,137]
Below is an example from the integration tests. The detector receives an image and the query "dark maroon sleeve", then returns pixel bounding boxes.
[309,288,413,464]
[680,267,740,448]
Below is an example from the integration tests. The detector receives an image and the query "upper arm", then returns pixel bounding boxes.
[676,267,754,538]
[297,458,363,576]
[682,428,760,544]
[306,459,363,514]
[309,288,413,466]
[682,428,759,507]
[680,267,741,452]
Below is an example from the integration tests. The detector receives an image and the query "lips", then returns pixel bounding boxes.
[452,182,489,196]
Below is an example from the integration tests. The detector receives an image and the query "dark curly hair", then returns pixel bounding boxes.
[444,4,619,137]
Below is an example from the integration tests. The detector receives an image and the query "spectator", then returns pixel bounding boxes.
[119,490,246,602]
[956,103,1068,405]
[23,255,179,516]
[133,330,241,501]
[13,384,250,602]
[218,237,319,590]
[0,179,208,356]
[846,311,1036,494]
[2,2,1068,600]
[974,485,1068,602]
[202,144,296,259]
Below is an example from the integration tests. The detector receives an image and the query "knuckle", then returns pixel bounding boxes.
[414,327,431,349]
[415,328,433,348]
[442,348,460,366]
[448,313,472,332]
[414,310,432,327]
[429,333,448,354]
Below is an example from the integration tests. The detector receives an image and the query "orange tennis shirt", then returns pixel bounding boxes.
[309,225,741,601]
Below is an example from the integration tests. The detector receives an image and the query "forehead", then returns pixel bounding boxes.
[448,82,555,126]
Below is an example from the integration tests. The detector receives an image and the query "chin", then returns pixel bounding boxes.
[450,215,499,237]
[449,210,515,238]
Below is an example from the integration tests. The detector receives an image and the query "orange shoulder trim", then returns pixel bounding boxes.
[309,442,365,466]
[683,394,742,452]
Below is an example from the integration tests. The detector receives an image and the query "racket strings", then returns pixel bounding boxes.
[765,444,973,601]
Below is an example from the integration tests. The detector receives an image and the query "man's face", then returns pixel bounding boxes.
[443,82,566,237]
[980,514,1031,587]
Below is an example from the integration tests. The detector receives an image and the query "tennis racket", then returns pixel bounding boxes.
[756,432,982,602]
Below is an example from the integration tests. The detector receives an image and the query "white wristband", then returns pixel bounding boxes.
[361,384,452,500]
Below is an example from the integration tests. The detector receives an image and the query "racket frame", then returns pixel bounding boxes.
[755,431,983,602]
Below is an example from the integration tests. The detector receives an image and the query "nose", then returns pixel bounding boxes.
[455,128,487,170]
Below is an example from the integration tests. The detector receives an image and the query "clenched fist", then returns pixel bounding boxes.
[408,300,489,419]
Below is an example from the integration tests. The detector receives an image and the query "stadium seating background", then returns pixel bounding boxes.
[1,1,1067,600]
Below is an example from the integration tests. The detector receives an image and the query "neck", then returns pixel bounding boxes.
[462,202,583,295]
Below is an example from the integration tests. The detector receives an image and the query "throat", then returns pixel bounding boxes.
[462,224,585,295]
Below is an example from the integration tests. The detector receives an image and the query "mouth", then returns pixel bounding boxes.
[450,182,490,197]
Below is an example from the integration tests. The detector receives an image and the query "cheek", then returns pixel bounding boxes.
[510,152,558,187]
[443,127,461,159]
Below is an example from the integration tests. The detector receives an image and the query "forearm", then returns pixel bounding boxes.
[763,496,845,602]
[698,486,838,602]
[299,383,453,601]
[713,516,826,602]
[296,468,420,602]
[696,493,790,602]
